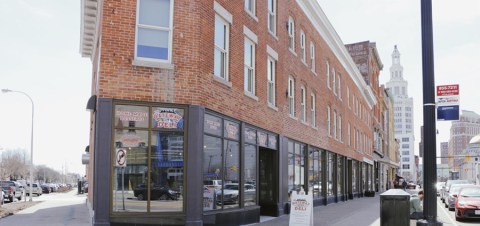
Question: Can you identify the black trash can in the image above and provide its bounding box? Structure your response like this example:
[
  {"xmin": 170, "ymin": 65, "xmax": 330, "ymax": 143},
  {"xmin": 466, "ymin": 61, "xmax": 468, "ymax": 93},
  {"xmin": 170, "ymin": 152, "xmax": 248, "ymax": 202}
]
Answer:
[{"xmin": 380, "ymin": 189, "xmax": 410, "ymax": 226}]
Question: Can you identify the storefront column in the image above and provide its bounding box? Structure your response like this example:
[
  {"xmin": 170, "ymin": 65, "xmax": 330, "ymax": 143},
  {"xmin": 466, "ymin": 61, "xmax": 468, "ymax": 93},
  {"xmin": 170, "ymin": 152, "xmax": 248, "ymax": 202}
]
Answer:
[
  {"xmin": 185, "ymin": 105, "xmax": 205, "ymax": 226},
  {"xmin": 93, "ymin": 98, "xmax": 113, "ymax": 226}
]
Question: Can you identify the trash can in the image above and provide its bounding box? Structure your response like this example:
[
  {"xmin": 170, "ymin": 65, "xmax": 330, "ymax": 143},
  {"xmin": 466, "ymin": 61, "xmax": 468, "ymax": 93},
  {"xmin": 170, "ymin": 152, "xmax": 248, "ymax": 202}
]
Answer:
[{"xmin": 380, "ymin": 189, "xmax": 410, "ymax": 226}]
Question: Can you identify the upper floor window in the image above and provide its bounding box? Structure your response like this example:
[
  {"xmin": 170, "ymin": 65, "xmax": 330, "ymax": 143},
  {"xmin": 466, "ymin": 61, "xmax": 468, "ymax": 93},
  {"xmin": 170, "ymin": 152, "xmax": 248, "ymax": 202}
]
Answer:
[
  {"xmin": 245, "ymin": 0, "xmax": 256, "ymax": 16},
  {"xmin": 332, "ymin": 68, "xmax": 336, "ymax": 95},
  {"xmin": 267, "ymin": 0, "xmax": 276, "ymax": 34},
  {"xmin": 333, "ymin": 110, "xmax": 337, "ymax": 139},
  {"xmin": 326, "ymin": 61, "xmax": 330, "ymax": 89},
  {"xmin": 244, "ymin": 38, "xmax": 255, "ymax": 95},
  {"xmin": 338, "ymin": 114, "xmax": 342, "ymax": 142},
  {"xmin": 311, "ymin": 93, "xmax": 316, "ymax": 127},
  {"xmin": 300, "ymin": 86, "xmax": 306, "ymax": 122},
  {"xmin": 300, "ymin": 30, "xmax": 306, "ymax": 63},
  {"xmin": 327, "ymin": 106, "xmax": 331, "ymax": 136},
  {"xmin": 347, "ymin": 87, "xmax": 350, "ymax": 108},
  {"xmin": 267, "ymin": 56, "xmax": 276, "ymax": 106},
  {"xmin": 310, "ymin": 42, "xmax": 315, "ymax": 73},
  {"xmin": 135, "ymin": 0, "xmax": 173, "ymax": 62},
  {"xmin": 214, "ymin": 14, "xmax": 230, "ymax": 80},
  {"xmin": 288, "ymin": 76, "xmax": 295, "ymax": 116},
  {"xmin": 348, "ymin": 122, "xmax": 351, "ymax": 146},
  {"xmin": 337, "ymin": 74, "xmax": 341, "ymax": 100},
  {"xmin": 288, "ymin": 17, "xmax": 295, "ymax": 51}
]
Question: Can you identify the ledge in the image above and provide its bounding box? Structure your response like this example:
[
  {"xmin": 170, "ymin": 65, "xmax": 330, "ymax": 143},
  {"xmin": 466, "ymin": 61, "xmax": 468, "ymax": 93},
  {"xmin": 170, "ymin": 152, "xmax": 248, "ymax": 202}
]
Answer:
[
  {"xmin": 132, "ymin": 59, "xmax": 174, "ymax": 70},
  {"xmin": 213, "ymin": 75, "xmax": 232, "ymax": 88}
]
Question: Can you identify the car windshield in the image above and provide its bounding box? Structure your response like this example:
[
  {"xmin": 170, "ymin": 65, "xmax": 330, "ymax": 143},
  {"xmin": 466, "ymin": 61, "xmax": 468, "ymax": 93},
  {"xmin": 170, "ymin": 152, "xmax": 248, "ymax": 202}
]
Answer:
[
  {"xmin": 224, "ymin": 184, "xmax": 239, "ymax": 190},
  {"xmin": 451, "ymin": 185, "xmax": 467, "ymax": 194},
  {"xmin": 460, "ymin": 187, "xmax": 480, "ymax": 197}
]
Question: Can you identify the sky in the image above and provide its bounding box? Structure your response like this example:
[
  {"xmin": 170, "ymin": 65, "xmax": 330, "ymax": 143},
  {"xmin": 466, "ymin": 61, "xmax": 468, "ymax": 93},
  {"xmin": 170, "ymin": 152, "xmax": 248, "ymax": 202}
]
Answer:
[
  {"xmin": 319, "ymin": 0, "xmax": 480, "ymax": 162},
  {"xmin": 0, "ymin": 0, "xmax": 479, "ymax": 175},
  {"xmin": 0, "ymin": 0, "xmax": 91, "ymax": 175}
]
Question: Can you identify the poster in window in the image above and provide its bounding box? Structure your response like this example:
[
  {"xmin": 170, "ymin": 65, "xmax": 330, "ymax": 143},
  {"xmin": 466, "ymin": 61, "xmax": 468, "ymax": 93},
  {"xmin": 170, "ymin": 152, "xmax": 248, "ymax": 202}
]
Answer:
[
  {"xmin": 224, "ymin": 120, "xmax": 239, "ymax": 140},
  {"xmin": 258, "ymin": 132, "xmax": 267, "ymax": 147},
  {"xmin": 245, "ymin": 127, "xmax": 257, "ymax": 144},
  {"xmin": 115, "ymin": 105, "xmax": 149, "ymax": 128},
  {"xmin": 152, "ymin": 108, "xmax": 184, "ymax": 129},
  {"xmin": 204, "ymin": 114, "xmax": 222, "ymax": 136},
  {"xmin": 268, "ymin": 134, "xmax": 277, "ymax": 149}
]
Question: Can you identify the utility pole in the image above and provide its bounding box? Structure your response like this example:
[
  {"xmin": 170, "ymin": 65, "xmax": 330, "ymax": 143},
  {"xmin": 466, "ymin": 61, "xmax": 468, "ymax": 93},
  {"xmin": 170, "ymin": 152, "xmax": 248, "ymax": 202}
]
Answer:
[{"xmin": 418, "ymin": 0, "xmax": 441, "ymax": 225}]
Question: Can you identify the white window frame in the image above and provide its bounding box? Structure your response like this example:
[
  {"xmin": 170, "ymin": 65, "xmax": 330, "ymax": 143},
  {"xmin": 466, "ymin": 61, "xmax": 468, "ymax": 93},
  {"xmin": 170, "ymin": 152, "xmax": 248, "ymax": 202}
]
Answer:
[
  {"xmin": 326, "ymin": 61, "xmax": 330, "ymax": 89},
  {"xmin": 300, "ymin": 86, "xmax": 306, "ymax": 122},
  {"xmin": 267, "ymin": 0, "xmax": 276, "ymax": 35},
  {"xmin": 337, "ymin": 74, "xmax": 341, "ymax": 100},
  {"xmin": 244, "ymin": 37, "xmax": 256, "ymax": 96},
  {"xmin": 311, "ymin": 93, "xmax": 316, "ymax": 127},
  {"xmin": 338, "ymin": 114, "xmax": 342, "ymax": 142},
  {"xmin": 332, "ymin": 68, "xmax": 336, "ymax": 95},
  {"xmin": 347, "ymin": 87, "xmax": 350, "ymax": 108},
  {"xmin": 333, "ymin": 110, "xmax": 337, "ymax": 139},
  {"xmin": 245, "ymin": 0, "xmax": 256, "ymax": 17},
  {"xmin": 214, "ymin": 14, "xmax": 230, "ymax": 81},
  {"xmin": 310, "ymin": 42, "xmax": 316, "ymax": 74},
  {"xmin": 288, "ymin": 76, "xmax": 295, "ymax": 117},
  {"xmin": 134, "ymin": 0, "xmax": 174, "ymax": 65},
  {"xmin": 288, "ymin": 17, "xmax": 295, "ymax": 52},
  {"xmin": 300, "ymin": 30, "xmax": 306, "ymax": 63},
  {"xmin": 327, "ymin": 106, "xmax": 331, "ymax": 136},
  {"xmin": 348, "ymin": 122, "xmax": 351, "ymax": 146},
  {"xmin": 267, "ymin": 55, "xmax": 276, "ymax": 107}
]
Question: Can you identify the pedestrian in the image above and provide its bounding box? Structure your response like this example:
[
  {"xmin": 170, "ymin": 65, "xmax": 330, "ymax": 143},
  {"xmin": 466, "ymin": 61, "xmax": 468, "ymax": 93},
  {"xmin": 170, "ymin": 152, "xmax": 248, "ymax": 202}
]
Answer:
[{"xmin": 410, "ymin": 190, "xmax": 424, "ymax": 219}]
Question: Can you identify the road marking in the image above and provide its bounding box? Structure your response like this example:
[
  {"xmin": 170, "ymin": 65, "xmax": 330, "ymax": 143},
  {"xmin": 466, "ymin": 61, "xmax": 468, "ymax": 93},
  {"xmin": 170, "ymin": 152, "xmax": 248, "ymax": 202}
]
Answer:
[{"xmin": 438, "ymin": 198, "xmax": 458, "ymax": 226}]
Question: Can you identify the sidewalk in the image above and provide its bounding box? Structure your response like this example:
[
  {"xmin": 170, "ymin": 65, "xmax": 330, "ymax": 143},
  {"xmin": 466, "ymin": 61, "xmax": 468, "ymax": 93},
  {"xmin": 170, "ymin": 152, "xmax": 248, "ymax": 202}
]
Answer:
[{"xmin": 248, "ymin": 194, "xmax": 419, "ymax": 226}]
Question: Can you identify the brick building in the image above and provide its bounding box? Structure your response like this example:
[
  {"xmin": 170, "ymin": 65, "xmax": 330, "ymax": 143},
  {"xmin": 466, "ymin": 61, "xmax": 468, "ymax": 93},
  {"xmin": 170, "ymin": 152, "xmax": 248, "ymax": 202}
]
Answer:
[{"xmin": 80, "ymin": 0, "xmax": 388, "ymax": 225}]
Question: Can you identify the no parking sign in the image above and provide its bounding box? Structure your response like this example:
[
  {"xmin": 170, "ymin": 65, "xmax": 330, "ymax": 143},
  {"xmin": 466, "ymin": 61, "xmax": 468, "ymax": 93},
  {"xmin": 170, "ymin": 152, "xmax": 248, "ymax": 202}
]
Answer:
[{"xmin": 115, "ymin": 148, "xmax": 127, "ymax": 168}]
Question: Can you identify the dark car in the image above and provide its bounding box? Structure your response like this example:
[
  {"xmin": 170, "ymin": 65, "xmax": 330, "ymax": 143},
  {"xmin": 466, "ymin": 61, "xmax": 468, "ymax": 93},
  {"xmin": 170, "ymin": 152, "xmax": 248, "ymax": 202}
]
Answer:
[
  {"xmin": 133, "ymin": 184, "xmax": 179, "ymax": 201},
  {"xmin": 455, "ymin": 185, "xmax": 480, "ymax": 221},
  {"xmin": 41, "ymin": 184, "xmax": 51, "ymax": 194}
]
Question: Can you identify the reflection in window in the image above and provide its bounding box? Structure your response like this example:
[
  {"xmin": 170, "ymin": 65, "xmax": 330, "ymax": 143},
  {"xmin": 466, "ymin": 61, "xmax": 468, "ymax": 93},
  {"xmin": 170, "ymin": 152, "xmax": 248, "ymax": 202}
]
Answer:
[
  {"xmin": 288, "ymin": 141, "xmax": 305, "ymax": 195},
  {"xmin": 244, "ymin": 144, "xmax": 257, "ymax": 206},
  {"xmin": 352, "ymin": 161, "xmax": 357, "ymax": 193},
  {"xmin": 222, "ymin": 141, "xmax": 240, "ymax": 209},
  {"xmin": 113, "ymin": 130, "xmax": 149, "ymax": 212},
  {"xmin": 327, "ymin": 152, "xmax": 333, "ymax": 196},
  {"xmin": 203, "ymin": 135, "xmax": 222, "ymax": 211},
  {"xmin": 362, "ymin": 163, "xmax": 366, "ymax": 192},
  {"xmin": 308, "ymin": 149, "xmax": 322, "ymax": 198},
  {"xmin": 337, "ymin": 156, "xmax": 343, "ymax": 196}
]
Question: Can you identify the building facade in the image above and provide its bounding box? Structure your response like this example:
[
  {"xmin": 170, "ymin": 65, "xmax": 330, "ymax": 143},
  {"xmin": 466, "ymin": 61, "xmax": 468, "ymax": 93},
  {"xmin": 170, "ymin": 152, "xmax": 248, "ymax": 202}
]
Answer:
[
  {"xmin": 448, "ymin": 110, "xmax": 480, "ymax": 173},
  {"xmin": 386, "ymin": 46, "xmax": 416, "ymax": 182},
  {"xmin": 440, "ymin": 142, "xmax": 448, "ymax": 164},
  {"xmin": 80, "ymin": 0, "xmax": 385, "ymax": 225}
]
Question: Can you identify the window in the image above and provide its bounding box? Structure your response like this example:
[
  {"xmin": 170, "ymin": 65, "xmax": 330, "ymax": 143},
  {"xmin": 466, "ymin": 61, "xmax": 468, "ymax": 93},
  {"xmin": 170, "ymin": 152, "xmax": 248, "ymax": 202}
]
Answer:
[
  {"xmin": 327, "ymin": 106, "xmax": 331, "ymax": 136},
  {"xmin": 309, "ymin": 149, "xmax": 323, "ymax": 198},
  {"xmin": 402, "ymin": 151, "xmax": 409, "ymax": 155},
  {"xmin": 300, "ymin": 30, "xmax": 306, "ymax": 62},
  {"xmin": 300, "ymin": 86, "xmax": 306, "ymax": 122},
  {"xmin": 338, "ymin": 114, "xmax": 342, "ymax": 142},
  {"xmin": 326, "ymin": 61, "xmax": 331, "ymax": 89},
  {"xmin": 347, "ymin": 87, "xmax": 350, "ymax": 108},
  {"xmin": 288, "ymin": 76, "xmax": 295, "ymax": 116},
  {"xmin": 332, "ymin": 68, "xmax": 336, "ymax": 95},
  {"xmin": 310, "ymin": 42, "xmax": 316, "ymax": 73},
  {"xmin": 333, "ymin": 110, "xmax": 337, "ymax": 139},
  {"xmin": 337, "ymin": 74, "xmax": 341, "ymax": 99},
  {"xmin": 214, "ymin": 14, "xmax": 229, "ymax": 80},
  {"xmin": 244, "ymin": 38, "xmax": 255, "ymax": 95},
  {"xmin": 402, "ymin": 157, "xmax": 410, "ymax": 162},
  {"xmin": 402, "ymin": 138, "xmax": 409, "ymax": 142},
  {"xmin": 327, "ymin": 152, "xmax": 334, "ymax": 196},
  {"xmin": 267, "ymin": 56, "xmax": 276, "ymax": 106},
  {"xmin": 288, "ymin": 141, "xmax": 306, "ymax": 193},
  {"xmin": 402, "ymin": 164, "xmax": 410, "ymax": 169},
  {"xmin": 288, "ymin": 17, "xmax": 295, "ymax": 51},
  {"xmin": 135, "ymin": 0, "xmax": 173, "ymax": 62},
  {"xmin": 267, "ymin": 0, "xmax": 276, "ymax": 34},
  {"xmin": 311, "ymin": 93, "xmax": 316, "ymax": 127},
  {"xmin": 348, "ymin": 122, "xmax": 351, "ymax": 146},
  {"xmin": 402, "ymin": 144, "xmax": 409, "ymax": 149},
  {"xmin": 245, "ymin": 0, "xmax": 255, "ymax": 16}
]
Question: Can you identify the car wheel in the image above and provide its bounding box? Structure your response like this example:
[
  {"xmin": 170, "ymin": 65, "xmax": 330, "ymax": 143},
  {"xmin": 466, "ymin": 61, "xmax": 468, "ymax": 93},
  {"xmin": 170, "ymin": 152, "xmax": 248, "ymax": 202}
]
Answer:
[
  {"xmin": 137, "ymin": 194, "xmax": 145, "ymax": 201},
  {"xmin": 448, "ymin": 207, "xmax": 454, "ymax": 211}
]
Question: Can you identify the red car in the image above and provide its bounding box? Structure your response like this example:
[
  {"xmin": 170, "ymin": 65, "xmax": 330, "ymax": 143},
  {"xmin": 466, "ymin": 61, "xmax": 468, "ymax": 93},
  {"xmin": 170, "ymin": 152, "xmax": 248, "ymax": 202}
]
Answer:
[{"xmin": 455, "ymin": 185, "xmax": 480, "ymax": 221}]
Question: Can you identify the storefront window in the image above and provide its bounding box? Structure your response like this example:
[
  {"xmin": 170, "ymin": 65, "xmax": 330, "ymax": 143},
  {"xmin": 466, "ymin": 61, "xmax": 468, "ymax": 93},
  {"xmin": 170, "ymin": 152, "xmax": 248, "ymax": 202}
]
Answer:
[
  {"xmin": 115, "ymin": 105, "xmax": 149, "ymax": 128},
  {"xmin": 222, "ymin": 140, "xmax": 240, "ymax": 209},
  {"xmin": 203, "ymin": 135, "xmax": 222, "ymax": 210},
  {"xmin": 308, "ymin": 149, "xmax": 322, "ymax": 198},
  {"xmin": 337, "ymin": 156, "xmax": 343, "ymax": 196},
  {"xmin": 150, "ymin": 131, "xmax": 184, "ymax": 212},
  {"xmin": 245, "ymin": 127, "xmax": 257, "ymax": 144},
  {"xmin": 287, "ymin": 141, "xmax": 305, "ymax": 194},
  {"xmin": 327, "ymin": 152, "xmax": 333, "ymax": 196},
  {"xmin": 352, "ymin": 161, "xmax": 357, "ymax": 193},
  {"xmin": 362, "ymin": 163, "xmax": 366, "ymax": 193},
  {"xmin": 113, "ymin": 129, "xmax": 149, "ymax": 212},
  {"xmin": 244, "ymin": 144, "xmax": 257, "ymax": 206},
  {"xmin": 204, "ymin": 114, "xmax": 222, "ymax": 136}
]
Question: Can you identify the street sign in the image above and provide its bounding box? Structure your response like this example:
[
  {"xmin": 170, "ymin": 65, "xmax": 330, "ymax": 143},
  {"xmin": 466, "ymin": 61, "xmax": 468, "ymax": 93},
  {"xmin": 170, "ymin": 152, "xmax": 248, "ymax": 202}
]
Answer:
[
  {"xmin": 437, "ymin": 84, "xmax": 459, "ymax": 121},
  {"xmin": 115, "ymin": 148, "xmax": 127, "ymax": 167}
]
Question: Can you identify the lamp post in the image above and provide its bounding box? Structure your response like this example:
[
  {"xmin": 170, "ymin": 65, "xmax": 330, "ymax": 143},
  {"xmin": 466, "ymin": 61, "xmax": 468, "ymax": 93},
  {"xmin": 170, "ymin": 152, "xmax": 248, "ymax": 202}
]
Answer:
[{"xmin": 2, "ymin": 89, "xmax": 34, "ymax": 202}]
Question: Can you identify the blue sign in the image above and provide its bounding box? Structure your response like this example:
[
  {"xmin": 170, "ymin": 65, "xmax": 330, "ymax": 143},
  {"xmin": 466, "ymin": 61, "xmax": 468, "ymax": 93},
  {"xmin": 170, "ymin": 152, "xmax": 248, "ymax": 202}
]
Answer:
[{"xmin": 437, "ymin": 105, "xmax": 459, "ymax": 121}]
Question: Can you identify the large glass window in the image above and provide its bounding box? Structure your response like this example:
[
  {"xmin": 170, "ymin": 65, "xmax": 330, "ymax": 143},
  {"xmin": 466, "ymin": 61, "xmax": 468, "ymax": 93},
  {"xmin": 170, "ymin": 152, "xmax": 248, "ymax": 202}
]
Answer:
[
  {"xmin": 214, "ymin": 14, "xmax": 229, "ymax": 80},
  {"xmin": 135, "ymin": 0, "xmax": 172, "ymax": 62},
  {"xmin": 337, "ymin": 156, "xmax": 343, "ymax": 196},
  {"xmin": 288, "ymin": 141, "xmax": 305, "ymax": 194},
  {"xmin": 362, "ymin": 163, "xmax": 366, "ymax": 192},
  {"xmin": 244, "ymin": 144, "xmax": 257, "ymax": 206},
  {"xmin": 352, "ymin": 161, "xmax": 357, "ymax": 193},
  {"xmin": 308, "ymin": 149, "xmax": 322, "ymax": 198},
  {"xmin": 327, "ymin": 152, "xmax": 334, "ymax": 196}
]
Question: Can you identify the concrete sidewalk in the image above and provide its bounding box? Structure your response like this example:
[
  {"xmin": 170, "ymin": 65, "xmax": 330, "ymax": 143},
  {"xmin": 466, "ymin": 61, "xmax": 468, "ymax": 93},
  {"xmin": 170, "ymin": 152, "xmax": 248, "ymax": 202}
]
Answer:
[{"xmin": 248, "ymin": 194, "xmax": 420, "ymax": 226}]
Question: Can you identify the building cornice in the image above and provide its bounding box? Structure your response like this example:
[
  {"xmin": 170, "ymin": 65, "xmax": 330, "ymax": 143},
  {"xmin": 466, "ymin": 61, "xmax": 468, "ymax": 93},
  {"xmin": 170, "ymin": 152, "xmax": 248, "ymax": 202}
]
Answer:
[
  {"xmin": 296, "ymin": 0, "xmax": 377, "ymax": 108},
  {"xmin": 80, "ymin": 0, "xmax": 100, "ymax": 59}
]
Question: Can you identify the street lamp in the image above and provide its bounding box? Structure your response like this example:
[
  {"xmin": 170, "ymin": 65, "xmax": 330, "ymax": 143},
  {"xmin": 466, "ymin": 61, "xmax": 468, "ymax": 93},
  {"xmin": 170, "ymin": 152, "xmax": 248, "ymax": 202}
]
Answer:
[{"xmin": 2, "ymin": 88, "xmax": 34, "ymax": 202}]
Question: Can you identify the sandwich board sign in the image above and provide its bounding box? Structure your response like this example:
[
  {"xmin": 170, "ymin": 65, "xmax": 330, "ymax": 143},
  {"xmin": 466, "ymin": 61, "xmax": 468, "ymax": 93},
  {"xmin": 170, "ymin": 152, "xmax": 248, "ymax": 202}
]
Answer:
[
  {"xmin": 289, "ymin": 188, "xmax": 313, "ymax": 226},
  {"xmin": 436, "ymin": 84, "xmax": 459, "ymax": 121}
]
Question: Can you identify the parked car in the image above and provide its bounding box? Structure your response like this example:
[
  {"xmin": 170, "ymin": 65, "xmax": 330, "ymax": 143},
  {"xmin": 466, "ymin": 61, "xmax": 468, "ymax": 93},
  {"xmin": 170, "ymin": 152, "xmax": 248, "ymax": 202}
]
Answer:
[
  {"xmin": 133, "ymin": 184, "xmax": 179, "ymax": 201},
  {"xmin": 441, "ymin": 180, "xmax": 469, "ymax": 203},
  {"xmin": 41, "ymin": 184, "xmax": 51, "ymax": 194},
  {"xmin": 0, "ymin": 181, "xmax": 23, "ymax": 202},
  {"xmin": 26, "ymin": 183, "xmax": 43, "ymax": 196},
  {"xmin": 455, "ymin": 185, "xmax": 480, "ymax": 221},
  {"xmin": 406, "ymin": 182, "xmax": 417, "ymax": 189},
  {"xmin": 204, "ymin": 180, "xmax": 222, "ymax": 190},
  {"xmin": 436, "ymin": 182, "xmax": 445, "ymax": 196},
  {"xmin": 445, "ymin": 183, "xmax": 471, "ymax": 210},
  {"xmin": 215, "ymin": 183, "xmax": 256, "ymax": 204}
]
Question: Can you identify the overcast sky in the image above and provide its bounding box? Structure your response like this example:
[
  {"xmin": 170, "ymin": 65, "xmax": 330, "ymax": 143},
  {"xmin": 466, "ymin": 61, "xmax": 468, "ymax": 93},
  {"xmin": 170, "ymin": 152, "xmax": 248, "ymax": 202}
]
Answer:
[
  {"xmin": 1, "ymin": 0, "xmax": 479, "ymax": 174},
  {"xmin": 319, "ymin": 0, "xmax": 480, "ymax": 161}
]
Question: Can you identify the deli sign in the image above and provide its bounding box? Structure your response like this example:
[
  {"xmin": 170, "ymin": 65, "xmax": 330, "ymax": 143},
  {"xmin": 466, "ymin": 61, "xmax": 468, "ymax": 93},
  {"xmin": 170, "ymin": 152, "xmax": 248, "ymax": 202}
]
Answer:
[{"xmin": 437, "ymin": 84, "xmax": 459, "ymax": 121}]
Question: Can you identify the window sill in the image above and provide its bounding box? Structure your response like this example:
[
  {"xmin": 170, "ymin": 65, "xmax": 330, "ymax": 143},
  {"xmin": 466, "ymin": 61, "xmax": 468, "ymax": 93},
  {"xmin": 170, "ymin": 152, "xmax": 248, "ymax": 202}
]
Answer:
[
  {"xmin": 302, "ymin": 61, "xmax": 308, "ymax": 67},
  {"xmin": 268, "ymin": 103, "xmax": 278, "ymax": 111},
  {"xmin": 301, "ymin": 121, "xmax": 309, "ymax": 126},
  {"xmin": 312, "ymin": 71, "xmax": 317, "ymax": 76},
  {"xmin": 213, "ymin": 75, "xmax": 232, "ymax": 88},
  {"xmin": 311, "ymin": 125, "xmax": 318, "ymax": 130},
  {"xmin": 268, "ymin": 31, "xmax": 278, "ymax": 40},
  {"xmin": 245, "ymin": 9, "xmax": 258, "ymax": 22},
  {"xmin": 288, "ymin": 114, "xmax": 297, "ymax": 120},
  {"xmin": 289, "ymin": 48, "xmax": 297, "ymax": 56},
  {"xmin": 132, "ymin": 58, "xmax": 174, "ymax": 70},
  {"xmin": 244, "ymin": 91, "xmax": 259, "ymax": 101}
]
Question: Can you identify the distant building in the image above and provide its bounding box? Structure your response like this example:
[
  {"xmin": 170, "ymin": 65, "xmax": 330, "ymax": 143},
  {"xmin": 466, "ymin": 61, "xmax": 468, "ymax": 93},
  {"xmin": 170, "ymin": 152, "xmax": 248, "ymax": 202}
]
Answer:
[
  {"xmin": 448, "ymin": 110, "xmax": 480, "ymax": 171},
  {"xmin": 459, "ymin": 134, "xmax": 480, "ymax": 183},
  {"xmin": 440, "ymin": 142, "xmax": 448, "ymax": 164},
  {"xmin": 386, "ymin": 45, "xmax": 416, "ymax": 182}
]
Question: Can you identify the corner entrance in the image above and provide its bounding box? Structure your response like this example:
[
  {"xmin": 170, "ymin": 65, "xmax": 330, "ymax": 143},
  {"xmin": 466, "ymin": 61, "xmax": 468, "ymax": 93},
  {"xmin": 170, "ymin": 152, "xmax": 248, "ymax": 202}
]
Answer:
[{"xmin": 258, "ymin": 147, "xmax": 278, "ymax": 216}]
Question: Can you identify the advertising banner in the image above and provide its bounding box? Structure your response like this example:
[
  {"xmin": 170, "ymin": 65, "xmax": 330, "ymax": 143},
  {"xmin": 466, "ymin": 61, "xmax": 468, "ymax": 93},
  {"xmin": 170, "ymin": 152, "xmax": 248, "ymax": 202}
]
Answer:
[
  {"xmin": 437, "ymin": 85, "xmax": 459, "ymax": 121},
  {"xmin": 289, "ymin": 190, "xmax": 313, "ymax": 226}
]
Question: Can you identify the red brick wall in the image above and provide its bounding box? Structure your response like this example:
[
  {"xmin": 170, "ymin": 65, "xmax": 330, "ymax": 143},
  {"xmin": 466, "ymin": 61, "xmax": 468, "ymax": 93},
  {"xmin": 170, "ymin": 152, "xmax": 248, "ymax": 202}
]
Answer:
[{"xmin": 93, "ymin": 0, "xmax": 375, "ymax": 161}]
